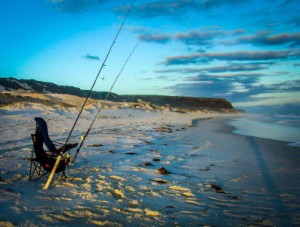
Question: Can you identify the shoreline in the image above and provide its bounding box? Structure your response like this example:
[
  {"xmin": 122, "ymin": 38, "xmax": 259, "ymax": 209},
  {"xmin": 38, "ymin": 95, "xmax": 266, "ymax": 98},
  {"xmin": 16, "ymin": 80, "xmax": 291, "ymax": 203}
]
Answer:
[{"xmin": 173, "ymin": 116, "xmax": 300, "ymax": 225}]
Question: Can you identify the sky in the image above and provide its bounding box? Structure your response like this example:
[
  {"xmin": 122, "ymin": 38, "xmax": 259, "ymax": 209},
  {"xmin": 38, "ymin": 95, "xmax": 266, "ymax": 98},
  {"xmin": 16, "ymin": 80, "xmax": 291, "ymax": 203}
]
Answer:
[{"xmin": 0, "ymin": 0, "xmax": 299, "ymax": 113}]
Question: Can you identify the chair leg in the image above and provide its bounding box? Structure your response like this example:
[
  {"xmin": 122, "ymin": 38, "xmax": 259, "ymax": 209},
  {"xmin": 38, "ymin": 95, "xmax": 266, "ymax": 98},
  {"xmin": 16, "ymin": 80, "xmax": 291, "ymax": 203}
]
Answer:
[
  {"xmin": 29, "ymin": 158, "xmax": 68, "ymax": 182},
  {"xmin": 29, "ymin": 159, "xmax": 34, "ymax": 181},
  {"xmin": 29, "ymin": 160, "xmax": 47, "ymax": 181},
  {"xmin": 29, "ymin": 159, "xmax": 39, "ymax": 181},
  {"xmin": 29, "ymin": 148, "xmax": 35, "ymax": 181},
  {"xmin": 60, "ymin": 169, "xmax": 67, "ymax": 181}
]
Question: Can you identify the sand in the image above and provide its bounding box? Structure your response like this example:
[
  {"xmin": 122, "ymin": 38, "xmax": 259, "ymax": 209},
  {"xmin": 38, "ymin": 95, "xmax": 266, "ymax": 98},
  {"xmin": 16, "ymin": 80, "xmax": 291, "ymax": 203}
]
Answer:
[{"xmin": 0, "ymin": 104, "xmax": 299, "ymax": 226}]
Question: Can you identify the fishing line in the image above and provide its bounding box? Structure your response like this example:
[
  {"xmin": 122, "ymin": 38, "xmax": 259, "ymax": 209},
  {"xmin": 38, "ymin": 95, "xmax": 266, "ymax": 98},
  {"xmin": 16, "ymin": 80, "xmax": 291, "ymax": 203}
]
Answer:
[
  {"xmin": 43, "ymin": 0, "xmax": 135, "ymax": 190},
  {"xmin": 72, "ymin": 42, "xmax": 139, "ymax": 164},
  {"xmin": 64, "ymin": 0, "xmax": 135, "ymax": 147}
]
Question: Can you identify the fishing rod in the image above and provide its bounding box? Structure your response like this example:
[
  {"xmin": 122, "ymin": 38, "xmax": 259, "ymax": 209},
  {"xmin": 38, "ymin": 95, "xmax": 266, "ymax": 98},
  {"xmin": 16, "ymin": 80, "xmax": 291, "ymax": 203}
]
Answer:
[
  {"xmin": 71, "ymin": 42, "xmax": 139, "ymax": 164},
  {"xmin": 43, "ymin": 0, "xmax": 135, "ymax": 190}
]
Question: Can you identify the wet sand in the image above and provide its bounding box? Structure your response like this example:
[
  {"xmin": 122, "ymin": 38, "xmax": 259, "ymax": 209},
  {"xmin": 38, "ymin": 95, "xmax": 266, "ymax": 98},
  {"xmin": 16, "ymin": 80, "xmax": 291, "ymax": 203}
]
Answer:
[{"xmin": 176, "ymin": 117, "xmax": 300, "ymax": 226}]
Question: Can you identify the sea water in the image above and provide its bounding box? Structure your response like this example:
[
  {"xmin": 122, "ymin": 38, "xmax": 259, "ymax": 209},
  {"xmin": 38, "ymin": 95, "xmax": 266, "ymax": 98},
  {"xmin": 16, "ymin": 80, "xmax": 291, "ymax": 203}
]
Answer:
[{"xmin": 228, "ymin": 114, "xmax": 300, "ymax": 146}]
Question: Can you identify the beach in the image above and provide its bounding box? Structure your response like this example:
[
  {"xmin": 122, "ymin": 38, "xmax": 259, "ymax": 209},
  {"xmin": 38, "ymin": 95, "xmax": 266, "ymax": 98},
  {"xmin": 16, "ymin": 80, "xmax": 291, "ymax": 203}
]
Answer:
[{"xmin": 0, "ymin": 105, "xmax": 300, "ymax": 226}]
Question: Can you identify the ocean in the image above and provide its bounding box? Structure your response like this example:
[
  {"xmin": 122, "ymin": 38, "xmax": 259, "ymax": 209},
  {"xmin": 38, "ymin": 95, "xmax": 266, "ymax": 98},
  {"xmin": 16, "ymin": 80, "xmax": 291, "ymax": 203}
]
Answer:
[{"xmin": 228, "ymin": 114, "xmax": 300, "ymax": 147}]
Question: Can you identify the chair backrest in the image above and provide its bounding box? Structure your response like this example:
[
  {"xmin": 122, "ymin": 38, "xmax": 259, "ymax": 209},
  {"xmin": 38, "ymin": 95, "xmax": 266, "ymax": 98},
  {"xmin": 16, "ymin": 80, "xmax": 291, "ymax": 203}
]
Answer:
[
  {"xmin": 34, "ymin": 117, "xmax": 57, "ymax": 153},
  {"xmin": 31, "ymin": 133, "xmax": 48, "ymax": 159}
]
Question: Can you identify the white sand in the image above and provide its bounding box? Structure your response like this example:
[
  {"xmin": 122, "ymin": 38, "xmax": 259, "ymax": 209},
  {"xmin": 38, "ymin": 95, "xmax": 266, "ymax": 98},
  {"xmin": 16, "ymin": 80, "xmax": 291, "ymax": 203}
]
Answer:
[{"xmin": 0, "ymin": 101, "xmax": 299, "ymax": 226}]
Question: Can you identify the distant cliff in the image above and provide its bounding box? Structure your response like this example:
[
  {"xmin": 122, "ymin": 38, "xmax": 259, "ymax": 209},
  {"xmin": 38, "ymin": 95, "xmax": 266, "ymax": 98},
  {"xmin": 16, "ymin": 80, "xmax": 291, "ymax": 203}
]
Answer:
[
  {"xmin": 0, "ymin": 77, "xmax": 236, "ymax": 112},
  {"xmin": 120, "ymin": 95, "xmax": 234, "ymax": 111}
]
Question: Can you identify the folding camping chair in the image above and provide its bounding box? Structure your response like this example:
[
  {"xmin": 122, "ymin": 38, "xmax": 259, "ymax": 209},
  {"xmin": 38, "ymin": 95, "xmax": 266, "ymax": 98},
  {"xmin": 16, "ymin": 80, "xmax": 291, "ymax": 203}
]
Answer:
[{"xmin": 28, "ymin": 117, "xmax": 78, "ymax": 181}]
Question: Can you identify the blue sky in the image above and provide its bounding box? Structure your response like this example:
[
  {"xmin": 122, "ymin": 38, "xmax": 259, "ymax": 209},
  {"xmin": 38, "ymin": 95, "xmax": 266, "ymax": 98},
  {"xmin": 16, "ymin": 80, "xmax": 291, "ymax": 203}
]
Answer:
[{"xmin": 0, "ymin": 0, "xmax": 299, "ymax": 112}]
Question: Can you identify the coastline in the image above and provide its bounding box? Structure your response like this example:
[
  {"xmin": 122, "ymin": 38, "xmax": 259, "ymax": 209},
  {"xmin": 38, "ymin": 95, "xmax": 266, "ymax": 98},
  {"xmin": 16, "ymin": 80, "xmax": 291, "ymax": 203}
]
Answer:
[
  {"xmin": 182, "ymin": 117, "xmax": 300, "ymax": 226},
  {"xmin": 1, "ymin": 108, "xmax": 299, "ymax": 226}
]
